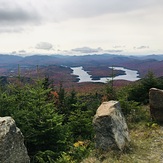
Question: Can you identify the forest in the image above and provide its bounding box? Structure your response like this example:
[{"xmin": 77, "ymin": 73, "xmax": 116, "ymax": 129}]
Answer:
[{"xmin": 0, "ymin": 71, "xmax": 163, "ymax": 162}]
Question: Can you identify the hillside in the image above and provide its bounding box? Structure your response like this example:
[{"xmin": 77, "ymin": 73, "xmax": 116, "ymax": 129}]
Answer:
[
  {"xmin": 1, "ymin": 54, "xmax": 163, "ymax": 89},
  {"xmin": 0, "ymin": 69, "xmax": 163, "ymax": 162},
  {"xmin": 83, "ymin": 122, "xmax": 163, "ymax": 163}
]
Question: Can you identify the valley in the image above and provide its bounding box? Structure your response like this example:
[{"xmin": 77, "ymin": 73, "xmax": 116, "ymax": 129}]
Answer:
[
  {"xmin": 71, "ymin": 66, "xmax": 140, "ymax": 82},
  {"xmin": 0, "ymin": 53, "xmax": 163, "ymax": 92}
]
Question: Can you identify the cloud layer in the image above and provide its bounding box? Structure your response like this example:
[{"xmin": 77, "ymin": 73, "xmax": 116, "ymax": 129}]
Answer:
[
  {"xmin": 0, "ymin": 0, "xmax": 40, "ymax": 26},
  {"xmin": 1, "ymin": 0, "xmax": 162, "ymax": 26},
  {"xmin": 0, "ymin": 0, "xmax": 163, "ymax": 55}
]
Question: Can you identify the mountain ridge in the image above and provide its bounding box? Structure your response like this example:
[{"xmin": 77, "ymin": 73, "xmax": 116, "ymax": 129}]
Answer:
[{"xmin": 0, "ymin": 53, "xmax": 163, "ymax": 81}]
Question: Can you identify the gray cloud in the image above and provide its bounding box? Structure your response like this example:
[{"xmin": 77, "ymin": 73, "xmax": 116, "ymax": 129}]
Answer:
[
  {"xmin": 11, "ymin": 51, "xmax": 17, "ymax": 54},
  {"xmin": 55, "ymin": 0, "xmax": 162, "ymax": 20},
  {"xmin": 11, "ymin": 50, "xmax": 27, "ymax": 56},
  {"xmin": 19, "ymin": 50, "xmax": 26, "ymax": 53},
  {"xmin": 35, "ymin": 42, "xmax": 53, "ymax": 50},
  {"xmin": 134, "ymin": 46, "xmax": 149, "ymax": 49},
  {"xmin": 0, "ymin": 0, "xmax": 40, "ymax": 27},
  {"xmin": 106, "ymin": 49, "xmax": 123, "ymax": 53},
  {"xmin": 1, "ymin": 0, "xmax": 162, "ymax": 27},
  {"xmin": 0, "ymin": 26, "xmax": 24, "ymax": 33},
  {"xmin": 113, "ymin": 45, "xmax": 126, "ymax": 49},
  {"xmin": 71, "ymin": 47, "xmax": 124, "ymax": 54},
  {"xmin": 0, "ymin": 9, "xmax": 39, "ymax": 25},
  {"xmin": 72, "ymin": 47, "xmax": 102, "ymax": 53}
]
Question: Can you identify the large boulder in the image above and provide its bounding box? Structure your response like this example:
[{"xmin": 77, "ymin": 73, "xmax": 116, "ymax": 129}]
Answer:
[
  {"xmin": 93, "ymin": 101, "xmax": 130, "ymax": 151},
  {"xmin": 0, "ymin": 116, "xmax": 30, "ymax": 163},
  {"xmin": 149, "ymin": 88, "xmax": 163, "ymax": 122}
]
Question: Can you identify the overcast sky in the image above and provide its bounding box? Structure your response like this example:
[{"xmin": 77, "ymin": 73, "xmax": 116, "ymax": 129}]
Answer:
[{"xmin": 0, "ymin": 0, "xmax": 163, "ymax": 56}]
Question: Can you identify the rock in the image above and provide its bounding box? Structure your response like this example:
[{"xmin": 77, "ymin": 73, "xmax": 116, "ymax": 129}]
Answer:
[
  {"xmin": 0, "ymin": 116, "xmax": 30, "ymax": 163},
  {"xmin": 93, "ymin": 101, "xmax": 130, "ymax": 151},
  {"xmin": 149, "ymin": 88, "xmax": 163, "ymax": 122}
]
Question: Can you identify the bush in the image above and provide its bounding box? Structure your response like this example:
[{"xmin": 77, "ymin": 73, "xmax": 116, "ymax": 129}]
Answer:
[{"xmin": 57, "ymin": 140, "xmax": 92, "ymax": 163}]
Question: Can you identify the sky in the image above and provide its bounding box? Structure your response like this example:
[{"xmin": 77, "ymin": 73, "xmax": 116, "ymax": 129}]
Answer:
[{"xmin": 0, "ymin": 0, "xmax": 163, "ymax": 56}]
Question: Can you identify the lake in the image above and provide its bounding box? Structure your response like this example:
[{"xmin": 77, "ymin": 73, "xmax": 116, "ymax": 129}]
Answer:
[{"xmin": 71, "ymin": 66, "xmax": 140, "ymax": 83}]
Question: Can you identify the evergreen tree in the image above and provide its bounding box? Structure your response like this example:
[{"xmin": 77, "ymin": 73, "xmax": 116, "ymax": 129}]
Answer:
[
  {"xmin": 0, "ymin": 79, "xmax": 71, "ymax": 161},
  {"xmin": 128, "ymin": 71, "xmax": 159, "ymax": 104}
]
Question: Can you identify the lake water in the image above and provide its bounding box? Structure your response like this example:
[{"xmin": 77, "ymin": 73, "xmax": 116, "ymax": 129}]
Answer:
[{"xmin": 71, "ymin": 66, "xmax": 140, "ymax": 83}]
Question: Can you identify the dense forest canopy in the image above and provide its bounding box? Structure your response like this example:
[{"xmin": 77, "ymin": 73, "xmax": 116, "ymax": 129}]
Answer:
[{"xmin": 0, "ymin": 71, "xmax": 163, "ymax": 162}]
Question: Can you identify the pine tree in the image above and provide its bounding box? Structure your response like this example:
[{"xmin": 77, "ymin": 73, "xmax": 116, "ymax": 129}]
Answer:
[{"xmin": 0, "ymin": 79, "xmax": 71, "ymax": 161}]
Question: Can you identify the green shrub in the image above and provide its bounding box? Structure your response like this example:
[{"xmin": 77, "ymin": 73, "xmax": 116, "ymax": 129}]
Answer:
[{"xmin": 57, "ymin": 140, "xmax": 92, "ymax": 163}]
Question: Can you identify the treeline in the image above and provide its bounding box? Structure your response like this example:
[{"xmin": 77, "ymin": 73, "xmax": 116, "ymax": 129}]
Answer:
[
  {"xmin": 0, "ymin": 77, "xmax": 101, "ymax": 162},
  {"xmin": 0, "ymin": 72, "xmax": 163, "ymax": 162}
]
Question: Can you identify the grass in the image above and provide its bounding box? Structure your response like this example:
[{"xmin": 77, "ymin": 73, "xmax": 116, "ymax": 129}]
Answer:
[{"xmin": 82, "ymin": 106, "xmax": 163, "ymax": 163}]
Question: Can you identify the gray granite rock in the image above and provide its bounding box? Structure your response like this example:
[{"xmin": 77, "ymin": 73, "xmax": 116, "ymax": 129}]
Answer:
[
  {"xmin": 93, "ymin": 101, "xmax": 130, "ymax": 151},
  {"xmin": 0, "ymin": 116, "xmax": 30, "ymax": 163},
  {"xmin": 149, "ymin": 88, "xmax": 163, "ymax": 122}
]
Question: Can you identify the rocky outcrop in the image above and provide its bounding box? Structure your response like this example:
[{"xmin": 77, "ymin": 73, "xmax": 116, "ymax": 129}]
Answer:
[
  {"xmin": 149, "ymin": 88, "xmax": 163, "ymax": 122},
  {"xmin": 0, "ymin": 116, "xmax": 30, "ymax": 163},
  {"xmin": 93, "ymin": 101, "xmax": 130, "ymax": 151}
]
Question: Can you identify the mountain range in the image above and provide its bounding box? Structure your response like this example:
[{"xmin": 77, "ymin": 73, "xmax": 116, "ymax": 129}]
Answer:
[{"xmin": 0, "ymin": 53, "xmax": 163, "ymax": 81}]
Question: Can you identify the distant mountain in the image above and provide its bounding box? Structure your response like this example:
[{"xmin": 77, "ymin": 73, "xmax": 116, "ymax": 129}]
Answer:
[
  {"xmin": 130, "ymin": 54, "xmax": 163, "ymax": 61},
  {"xmin": 0, "ymin": 54, "xmax": 22, "ymax": 66},
  {"xmin": 1, "ymin": 53, "xmax": 163, "ymax": 66},
  {"xmin": 1, "ymin": 53, "xmax": 163, "ymax": 78}
]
